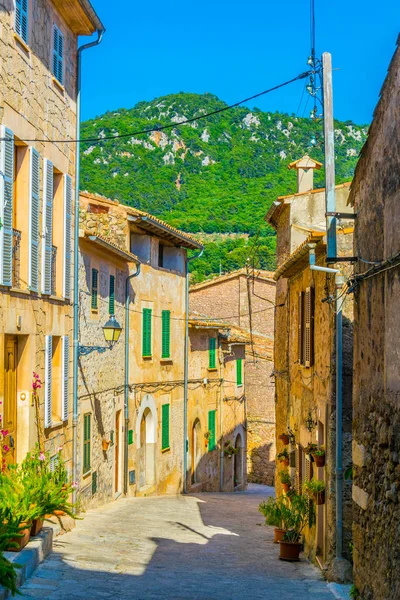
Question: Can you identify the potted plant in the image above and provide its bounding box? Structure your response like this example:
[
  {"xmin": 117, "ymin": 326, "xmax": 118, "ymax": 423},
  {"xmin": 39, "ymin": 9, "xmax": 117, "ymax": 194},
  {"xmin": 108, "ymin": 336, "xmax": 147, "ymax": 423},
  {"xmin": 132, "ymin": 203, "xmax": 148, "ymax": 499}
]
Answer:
[
  {"xmin": 312, "ymin": 446, "xmax": 325, "ymax": 467},
  {"xmin": 223, "ymin": 441, "xmax": 238, "ymax": 458},
  {"xmin": 279, "ymin": 469, "xmax": 292, "ymax": 493},
  {"xmin": 204, "ymin": 431, "xmax": 211, "ymax": 447},
  {"xmin": 259, "ymin": 496, "xmax": 292, "ymax": 543},
  {"xmin": 279, "ymin": 493, "xmax": 309, "ymax": 561},
  {"xmin": 279, "ymin": 433, "xmax": 290, "ymax": 445},
  {"xmin": 0, "ymin": 520, "xmax": 21, "ymax": 595},
  {"xmin": 276, "ymin": 448, "xmax": 289, "ymax": 467},
  {"xmin": 0, "ymin": 470, "xmax": 35, "ymax": 552},
  {"xmin": 304, "ymin": 442, "xmax": 318, "ymax": 460},
  {"xmin": 102, "ymin": 439, "xmax": 111, "ymax": 451},
  {"xmin": 303, "ymin": 478, "xmax": 326, "ymax": 505}
]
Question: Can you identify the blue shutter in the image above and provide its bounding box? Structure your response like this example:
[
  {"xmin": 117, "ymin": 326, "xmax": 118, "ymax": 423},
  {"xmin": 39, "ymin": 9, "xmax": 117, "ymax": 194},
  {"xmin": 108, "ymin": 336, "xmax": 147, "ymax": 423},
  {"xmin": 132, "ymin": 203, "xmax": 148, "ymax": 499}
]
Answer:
[
  {"xmin": 109, "ymin": 275, "xmax": 115, "ymax": 315},
  {"xmin": 44, "ymin": 336, "xmax": 52, "ymax": 428},
  {"xmin": 41, "ymin": 159, "xmax": 53, "ymax": 294},
  {"xmin": 0, "ymin": 127, "xmax": 14, "ymax": 287},
  {"xmin": 29, "ymin": 147, "xmax": 40, "ymax": 291},
  {"xmin": 15, "ymin": 0, "xmax": 28, "ymax": 44},
  {"xmin": 63, "ymin": 175, "xmax": 72, "ymax": 299},
  {"xmin": 53, "ymin": 26, "xmax": 64, "ymax": 85},
  {"xmin": 62, "ymin": 336, "xmax": 69, "ymax": 421}
]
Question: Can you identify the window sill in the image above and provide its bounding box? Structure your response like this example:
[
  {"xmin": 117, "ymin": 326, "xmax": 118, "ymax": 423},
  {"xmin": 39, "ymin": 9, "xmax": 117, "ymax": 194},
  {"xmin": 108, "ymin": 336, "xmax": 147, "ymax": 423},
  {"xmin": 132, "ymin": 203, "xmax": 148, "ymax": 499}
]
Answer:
[
  {"xmin": 52, "ymin": 76, "xmax": 65, "ymax": 94},
  {"xmin": 9, "ymin": 287, "xmax": 31, "ymax": 296},
  {"xmin": 208, "ymin": 367, "xmax": 218, "ymax": 372},
  {"xmin": 46, "ymin": 420, "xmax": 64, "ymax": 431},
  {"xmin": 142, "ymin": 355, "xmax": 153, "ymax": 361},
  {"xmin": 82, "ymin": 469, "xmax": 91, "ymax": 479},
  {"xmin": 14, "ymin": 32, "xmax": 30, "ymax": 54},
  {"xmin": 160, "ymin": 358, "xmax": 173, "ymax": 364},
  {"xmin": 161, "ymin": 447, "xmax": 170, "ymax": 453}
]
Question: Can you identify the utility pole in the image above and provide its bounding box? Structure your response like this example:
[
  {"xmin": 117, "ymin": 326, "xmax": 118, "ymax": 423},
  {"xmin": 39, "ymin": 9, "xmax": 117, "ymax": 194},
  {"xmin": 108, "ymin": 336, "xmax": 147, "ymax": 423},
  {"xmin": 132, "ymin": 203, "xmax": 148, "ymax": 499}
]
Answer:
[
  {"xmin": 322, "ymin": 52, "xmax": 337, "ymax": 262},
  {"xmin": 322, "ymin": 51, "xmax": 343, "ymax": 561}
]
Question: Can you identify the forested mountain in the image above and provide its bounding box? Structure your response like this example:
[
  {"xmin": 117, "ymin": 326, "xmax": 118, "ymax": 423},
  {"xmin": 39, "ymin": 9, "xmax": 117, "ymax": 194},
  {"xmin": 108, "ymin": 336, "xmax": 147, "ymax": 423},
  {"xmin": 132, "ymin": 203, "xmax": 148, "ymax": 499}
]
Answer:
[{"xmin": 80, "ymin": 93, "xmax": 368, "ymax": 282}]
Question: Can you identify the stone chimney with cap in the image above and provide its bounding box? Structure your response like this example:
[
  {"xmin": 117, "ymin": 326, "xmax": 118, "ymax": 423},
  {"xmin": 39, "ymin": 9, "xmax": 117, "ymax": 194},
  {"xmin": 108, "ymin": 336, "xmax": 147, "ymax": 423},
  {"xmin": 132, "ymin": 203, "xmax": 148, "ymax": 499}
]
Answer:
[{"xmin": 288, "ymin": 155, "xmax": 322, "ymax": 193}]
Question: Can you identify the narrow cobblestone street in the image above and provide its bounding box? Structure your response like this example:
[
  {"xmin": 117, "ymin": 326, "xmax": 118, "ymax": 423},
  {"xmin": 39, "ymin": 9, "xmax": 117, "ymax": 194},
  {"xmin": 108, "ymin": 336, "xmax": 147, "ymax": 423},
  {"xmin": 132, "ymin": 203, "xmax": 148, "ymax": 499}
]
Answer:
[{"xmin": 19, "ymin": 485, "xmax": 336, "ymax": 600}]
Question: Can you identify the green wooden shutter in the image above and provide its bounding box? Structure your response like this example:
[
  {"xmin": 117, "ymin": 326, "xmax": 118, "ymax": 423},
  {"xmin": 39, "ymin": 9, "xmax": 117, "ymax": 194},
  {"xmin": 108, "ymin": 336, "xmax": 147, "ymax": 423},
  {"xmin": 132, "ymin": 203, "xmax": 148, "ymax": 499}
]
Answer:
[
  {"xmin": 29, "ymin": 147, "xmax": 40, "ymax": 292},
  {"xmin": 142, "ymin": 308, "xmax": 152, "ymax": 357},
  {"xmin": 236, "ymin": 359, "xmax": 243, "ymax": 386},
  {"xmin": 83, "ymin": 413, "xmax": 91, "ymax": 474},
  {"xmin": 161, "ymin": 404, "xmax": 170, "ymax": 450},
  {"xmin": 91, "ymin": 269, "xmax": 98, "ymax": 309},
  {"xmin": 161, "ymin": 310, "xmax": 171, "ymax": 358},
  {"xmin": 208, "ymin": 410, "xmax": 216, "ymax": 452},
  {"xmin": 209, "ymin": 337, "xmax": 216, "ymax": 369},
  {"xmin": 41, "ymin": 159, "xmax": 53, "ymax": 294},
  {"xmin": 0, "ymin": 127, "xmax": 14, "ymax": 287},
  {"xmin": 63, "ymin": 175, "xmax": 72, "ymax": 300},
  {"xmin": 53, "ymin": 25, "xmax": 64, "ymax": 84},
  {"xmin": 109, "ymin": 275, "xmax": 115, "ymax": 315},
  {"xmin": 128, "ymin": 430, "xmax": 134, "ymax": 445}
]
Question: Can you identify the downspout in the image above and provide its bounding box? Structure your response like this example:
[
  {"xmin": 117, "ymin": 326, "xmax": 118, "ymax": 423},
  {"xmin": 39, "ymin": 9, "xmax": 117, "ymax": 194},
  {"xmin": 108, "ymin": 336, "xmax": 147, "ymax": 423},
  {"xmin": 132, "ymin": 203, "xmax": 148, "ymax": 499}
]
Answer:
[
  {"xmin": 219, "ymin": 340, "xmax": 223, "ymax": 492},
  {"xmin": 72, "ymin": 28, "xmax": 105, "ymax": 506},
  {"xmin": 124, "ymin": 262, "xmax": 141, "ymax": 495},
  {"xmin": 183, "ymin": 248, "xmax": 203, "ymax": 493},
  {"xmin": 308, "ymin": 244, "xmax": 344, "ymax": 558}
]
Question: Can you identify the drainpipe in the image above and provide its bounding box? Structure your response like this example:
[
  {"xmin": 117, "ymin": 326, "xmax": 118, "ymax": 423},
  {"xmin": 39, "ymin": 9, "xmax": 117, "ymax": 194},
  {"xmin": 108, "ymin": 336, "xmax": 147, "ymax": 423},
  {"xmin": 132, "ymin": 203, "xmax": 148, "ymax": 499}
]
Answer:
[
  {"xmin": 183, "ymin": 249, "xmax": 203, "ymax": 493},
  {"xmin": 308, "ymin": 244, "xmax": 344, "ymax": 558},
  {"xmin": 124, "ymin": 263, "xmax": 141, "ymax": 495},
  {"xmin": 219, "ymin": 346, "xmax": 224, "ymax": 492},
  {"xmin": 72, "ymin": 28, "xmax": 105, "ymax": 506}
]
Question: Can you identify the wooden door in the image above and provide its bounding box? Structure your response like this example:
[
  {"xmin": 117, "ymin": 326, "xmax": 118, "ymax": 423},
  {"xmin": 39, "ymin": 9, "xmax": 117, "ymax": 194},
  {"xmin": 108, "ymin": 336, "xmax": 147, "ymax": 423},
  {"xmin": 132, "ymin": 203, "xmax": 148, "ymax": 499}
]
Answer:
[
  {"xmin": 4, "ymin": 337, "xmax": 17, "ymax": 465},
  {"xmin": 115, "ymin": 410, "xmax": 120, "ymax": 492}
]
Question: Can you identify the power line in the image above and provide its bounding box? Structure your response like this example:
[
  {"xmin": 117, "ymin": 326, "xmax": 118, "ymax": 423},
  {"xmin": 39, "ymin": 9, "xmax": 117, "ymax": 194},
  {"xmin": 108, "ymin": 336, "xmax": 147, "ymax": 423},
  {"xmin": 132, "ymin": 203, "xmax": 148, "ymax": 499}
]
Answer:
[{"xmin": 1, "ymin": 71, "xmax": 311, "ymax": 145}]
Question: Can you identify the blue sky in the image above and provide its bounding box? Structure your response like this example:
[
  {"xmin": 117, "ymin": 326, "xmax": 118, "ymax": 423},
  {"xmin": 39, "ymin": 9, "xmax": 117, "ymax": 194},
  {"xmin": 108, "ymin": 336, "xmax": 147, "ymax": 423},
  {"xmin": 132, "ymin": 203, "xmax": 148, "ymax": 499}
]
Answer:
[{"xmin": 80, "ymin": 0, "xmax": 399, "ymax": 124}]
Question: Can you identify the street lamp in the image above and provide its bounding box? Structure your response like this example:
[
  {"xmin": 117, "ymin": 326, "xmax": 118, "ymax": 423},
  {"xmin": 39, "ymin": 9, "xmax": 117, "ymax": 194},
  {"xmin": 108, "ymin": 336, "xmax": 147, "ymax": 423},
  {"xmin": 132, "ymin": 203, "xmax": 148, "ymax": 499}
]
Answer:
[{"xmin": 78, "ymin": 315, "xmax": 123, "ymax": 357}]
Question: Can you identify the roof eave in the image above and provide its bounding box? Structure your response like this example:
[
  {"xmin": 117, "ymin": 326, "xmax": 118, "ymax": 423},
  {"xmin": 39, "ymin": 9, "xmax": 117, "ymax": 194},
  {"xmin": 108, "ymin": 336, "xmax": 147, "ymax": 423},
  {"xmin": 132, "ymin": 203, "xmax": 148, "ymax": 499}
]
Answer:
[
  {"xmin": 82, "ymin": 235, "xmax": 139, "ymax": 263},
  {"xmin": 128, "ymin": 215, "xmax": 203, "ymax": 250}
]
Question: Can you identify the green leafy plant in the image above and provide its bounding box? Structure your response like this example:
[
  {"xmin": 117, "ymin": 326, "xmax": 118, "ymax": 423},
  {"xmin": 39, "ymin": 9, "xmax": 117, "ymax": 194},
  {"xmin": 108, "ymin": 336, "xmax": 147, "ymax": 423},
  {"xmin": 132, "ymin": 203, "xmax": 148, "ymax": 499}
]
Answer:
[
  {"xmin": 302, "ymin": 478, "xmax": 326, "ymax": 496},
  {"xmin": 281, "ymin": 494, "xmax": 310, "ymax": 543},
  {"xmin": 276, "ymin": 448, "xmax": 289, "ymax": 461},
  {"xmin": 312, "ymin": 445, "xmax": 325, "ymax": 457},
  {"xmin": 0, "ymin": 520, "xmax": 22, "ymax": 595},
  {"xmin": 223, "ymin": 442, "xmax": 238, "ymax": 457},
  {"xmin": 344, "ymin": 464, "xmax": 354, "ymax": 480},
  {"xmin": 279, "ymin": 470, "xmax": 291, "ymax": 485},
  {"xmin": 350, "ymin": 585, "xmax": 360, "ymax": 599},
  {"xmin": 304, "ymin": 443, "xmax": 318, "ymax": 456}
]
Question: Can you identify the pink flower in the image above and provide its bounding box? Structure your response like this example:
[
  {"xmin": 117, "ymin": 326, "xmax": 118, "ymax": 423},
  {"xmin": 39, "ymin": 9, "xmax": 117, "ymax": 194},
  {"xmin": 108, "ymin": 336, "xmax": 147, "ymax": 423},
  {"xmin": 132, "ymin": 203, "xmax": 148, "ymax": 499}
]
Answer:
[
  {"xmin": 1, "ymin": 430, "xmax": 9, "ymax": 437},
  {"xmin": 71, "ymin": 482, "xmax": 79, "ymax": 489},
  {"xmin": 56, "ymin": 446, "xmax": 63, "ymax": 452},
  {"xmin": 3, "ymin": 445, "xmax": 9, "ymax": 453},
  {"xmin": 39, "ymin": 452, "xmax": 45, "ymax": 461}
]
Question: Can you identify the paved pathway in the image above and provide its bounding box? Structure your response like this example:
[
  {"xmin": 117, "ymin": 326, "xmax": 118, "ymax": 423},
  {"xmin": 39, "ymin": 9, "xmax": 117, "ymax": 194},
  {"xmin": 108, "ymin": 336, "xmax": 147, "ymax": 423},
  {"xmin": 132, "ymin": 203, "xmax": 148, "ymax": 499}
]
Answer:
[{"xmin": 18, "ymin": 485, "xmax": 336, "ymax": 599}]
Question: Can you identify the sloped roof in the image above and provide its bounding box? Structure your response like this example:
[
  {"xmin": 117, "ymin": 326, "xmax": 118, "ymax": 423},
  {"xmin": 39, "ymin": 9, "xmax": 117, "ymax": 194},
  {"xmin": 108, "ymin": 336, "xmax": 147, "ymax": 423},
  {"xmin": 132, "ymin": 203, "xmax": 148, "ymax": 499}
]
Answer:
[
  {"xmin": 189, "ymin": 268, "xmax": 275, "ymax": 292},
  {"xmin": 80, "ymin": 233, "xmax": 139, "ymax": 263}
]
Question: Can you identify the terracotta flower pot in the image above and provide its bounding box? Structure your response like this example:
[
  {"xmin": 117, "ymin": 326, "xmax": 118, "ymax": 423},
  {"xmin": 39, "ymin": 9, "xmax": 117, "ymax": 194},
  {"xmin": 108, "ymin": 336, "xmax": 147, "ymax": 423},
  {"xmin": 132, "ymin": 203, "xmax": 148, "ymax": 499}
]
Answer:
[
  {"xmin": 279, "ymin": 540, "xmax": 302, "ymax": 561},
  {"xmin": 279, "ymin": 458, "xmax": 289, "ymax": 467},
  {"xmin": 282, "ymin": 483, "xmax": 291, "ymax": 493},
  {"xmin": 273, "ymin": 528, "xmax": 286, "ymax": 544},
  {"xmin": 313, "ymin": 454, "xmax": 325, "ymax": 467},
  {"xmin": 31, "ymin": 518, "xmax": 44, "ymax": 536},
  {"xmin": 102, "ymin": 439, "xmax": 110, "ymax": 451},
  {"xmin": 7, "ymin": 522, "xmax": 31, "ymax": 552},
  {"xmin": 279, "ymin": 434, "xmax": 290, "ymax": 445},
  {"xmin": 315, "ymin": 490, "xmax": 325, "ymax": 505}
]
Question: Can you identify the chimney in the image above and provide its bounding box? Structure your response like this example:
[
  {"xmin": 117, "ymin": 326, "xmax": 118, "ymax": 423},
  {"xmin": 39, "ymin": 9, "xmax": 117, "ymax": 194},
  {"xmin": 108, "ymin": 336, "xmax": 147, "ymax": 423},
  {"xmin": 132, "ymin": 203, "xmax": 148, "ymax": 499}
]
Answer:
[{"xmin": 288, "ymin": 155, "xmax": 322, "ymax": 193}]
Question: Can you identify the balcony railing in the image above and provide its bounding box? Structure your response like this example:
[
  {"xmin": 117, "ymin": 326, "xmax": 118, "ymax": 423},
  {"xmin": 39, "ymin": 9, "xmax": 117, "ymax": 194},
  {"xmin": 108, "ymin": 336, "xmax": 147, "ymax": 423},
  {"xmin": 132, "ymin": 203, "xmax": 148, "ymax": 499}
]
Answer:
[
  {"xmin": 51, "ymin": 246, "xmax": 57, "ymax": 296},
  {"xmin": 12, "ymin": 229, "xmax": 21, "ymax": 288}
]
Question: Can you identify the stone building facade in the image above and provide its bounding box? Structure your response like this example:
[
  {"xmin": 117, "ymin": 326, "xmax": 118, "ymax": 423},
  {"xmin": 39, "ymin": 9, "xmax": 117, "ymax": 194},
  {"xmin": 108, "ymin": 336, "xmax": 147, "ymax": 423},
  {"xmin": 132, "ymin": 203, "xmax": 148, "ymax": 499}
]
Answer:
[
  {"xmin": 189, "ymin": 269, "xmax": 276, "ymax": 484},
  {"xmin": 0, "ymin": 1, "xmax": 102, "ymax": 473},
  {"xmin": 188, "ymin": 319, "xmax": 247, "ymax": 492},
  {"xmin": 347, "ymin": 37, "xmax": 400, "ymax": 600},
  {"xmin": 78, "ymin": 192, "xmax": 202, "ymax": 502},
  {"xmin": 266, "ymin": 156, "xmax": 354, "ymax": 572}
]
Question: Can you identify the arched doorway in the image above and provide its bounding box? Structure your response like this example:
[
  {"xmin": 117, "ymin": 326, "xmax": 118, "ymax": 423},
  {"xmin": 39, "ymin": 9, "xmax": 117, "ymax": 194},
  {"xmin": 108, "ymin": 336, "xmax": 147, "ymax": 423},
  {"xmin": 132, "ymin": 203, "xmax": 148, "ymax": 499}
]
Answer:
[
  {"xmin": 136, "ymin": 395, "xmax": 157, "ymax": 489},
  {"xmin": 233, "ymin": 433, "xmax": 243, "ymax": 489},
  {"xmin": 191, "ymin": 419, "xmax": 202, "ymax": 484}
]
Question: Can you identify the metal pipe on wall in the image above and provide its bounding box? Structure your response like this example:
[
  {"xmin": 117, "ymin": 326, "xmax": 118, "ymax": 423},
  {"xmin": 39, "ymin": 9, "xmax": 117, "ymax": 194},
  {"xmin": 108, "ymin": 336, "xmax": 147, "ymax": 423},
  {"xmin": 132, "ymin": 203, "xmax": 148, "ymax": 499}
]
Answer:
[{"xmin": 72, "ymin": 28, "xmax": 105, "ymax": 507}]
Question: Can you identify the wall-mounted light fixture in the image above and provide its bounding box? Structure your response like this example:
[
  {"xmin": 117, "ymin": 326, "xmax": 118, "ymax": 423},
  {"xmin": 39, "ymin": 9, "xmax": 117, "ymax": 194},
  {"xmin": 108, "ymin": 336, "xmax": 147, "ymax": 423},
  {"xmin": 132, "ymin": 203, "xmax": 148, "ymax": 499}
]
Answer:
[
  {"xmin": 78, "ymin": 315, "xmax": 123, "ymax": 357},
  {"xmin": 305, "ymin": 410, "xmax": 318, "ymax": 433}
]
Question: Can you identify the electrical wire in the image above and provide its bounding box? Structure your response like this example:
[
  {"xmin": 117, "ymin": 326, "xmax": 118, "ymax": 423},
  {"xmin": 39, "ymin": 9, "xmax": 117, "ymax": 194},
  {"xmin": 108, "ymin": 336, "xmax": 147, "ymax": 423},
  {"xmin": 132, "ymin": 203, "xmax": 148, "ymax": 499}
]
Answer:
[{"xmin": 1, "ymin": 71, "xmax": 312, "ymax": 145}]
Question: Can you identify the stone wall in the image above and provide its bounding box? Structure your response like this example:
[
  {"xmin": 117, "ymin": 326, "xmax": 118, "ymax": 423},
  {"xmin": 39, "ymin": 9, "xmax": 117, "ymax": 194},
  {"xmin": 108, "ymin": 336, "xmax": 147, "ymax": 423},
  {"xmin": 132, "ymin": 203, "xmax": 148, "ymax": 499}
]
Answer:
[
  {"xmin": 189, "ymin": 271, "xmax": 276, "ymax": 485},
  {"xmin": 348, "ymin": 37, "xmax": 400, "ymax": 600}
]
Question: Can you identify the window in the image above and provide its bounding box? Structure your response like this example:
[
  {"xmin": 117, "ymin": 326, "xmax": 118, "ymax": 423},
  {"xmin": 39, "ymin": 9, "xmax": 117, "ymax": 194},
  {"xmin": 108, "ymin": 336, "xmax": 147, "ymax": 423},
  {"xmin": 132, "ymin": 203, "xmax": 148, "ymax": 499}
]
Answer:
[
  {"xmin": 208, "ymin": 410, "xmax": 216, "ymax": 452},
  {"xmin": 109, "ymin": 275, "xmax": 115, "ymax": 315},
  {"xmin": 91, "ymin": 269, "xmax": 98, "ymax": 310},
  {"xmin": 158, "ymin": 243, "xmax": 164, "ymax": 268},
  {"xmin": 44, "ymin": 335, "xmax": 69, "ymax": 428},
  {"xmin": 161, "ymin": 310, "xmax": 171, "ymax": 358},
  {"xmin": 236, "ymin": 359, "xmax": 243, "ymax": 386},
  {"xmin": 161, "ymin": 404, "xmax": 170, "ymax": 450},
  {"xmin": 142, "ymin": 308, "xmax": 152, "ymax": 357},
  {"xmin": 83, "ymin": 413, "xmax": 91, "ymax": 474},
  {"xmin": 52, "ymin": 25, "xmax": 64, "ymax": 85},
  {"xmin": 298, "ymin": 287, "xmax": 314, "ymax": 367},
  {"xmin": 15, "ymin": 0, "xmax": 28, "ymax": 44},
  {"xmin": 209, "ymin": 337, "xmax": 217, "ymax": 369}
]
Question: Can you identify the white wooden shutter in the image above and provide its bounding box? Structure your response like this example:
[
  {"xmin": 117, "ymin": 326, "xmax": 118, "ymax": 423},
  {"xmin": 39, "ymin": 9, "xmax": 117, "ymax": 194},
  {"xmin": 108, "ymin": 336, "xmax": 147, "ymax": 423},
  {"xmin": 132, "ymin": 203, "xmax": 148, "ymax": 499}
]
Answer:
[
  {"xmin": 29, "ymin": 147, "xmax": 40, "ymax": 291},
  {"xmin": 44, "ymin": 335, "xmax": 53, "ymax": 428},
  {"xmin": 0, "ymin": 126, "xmax": 14, "ymax": 287},
  {"xmin": 61, "ymin": 335, "xmax": 69, "ymax": 421},
  {"xmin": 63, "ymin": 175, "xmax": 72, "ymax": 299},
  {"xmin": 41, "ymin": 159, "xmax": 53, "ymax": 294}
]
